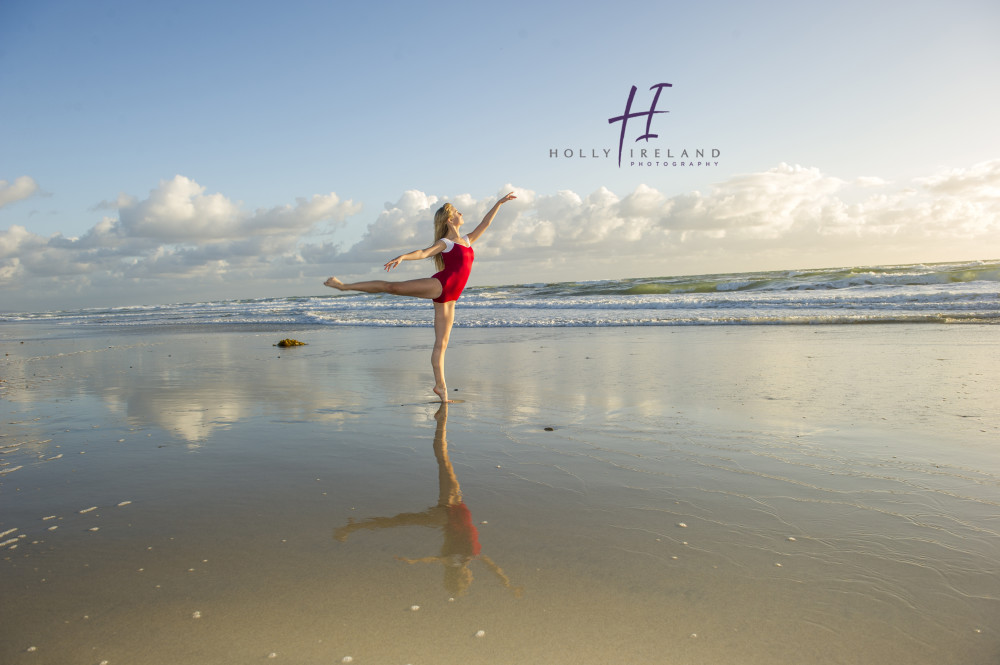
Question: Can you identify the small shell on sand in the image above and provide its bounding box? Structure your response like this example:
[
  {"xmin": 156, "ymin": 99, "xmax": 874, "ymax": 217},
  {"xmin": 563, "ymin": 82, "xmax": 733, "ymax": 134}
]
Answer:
[
  {"xmin": 410, "ymin": 605, "xmax": 420, "ymax": 611},
  {"xmin": 677, "ymin": 522, "xmax": 688, "ymax": 528},
  {"xmin": 192, "ymin": 611, "xmax": 202, "ymax": 619},
  {"xmin": 475, "ymin": 630, "xmax": 486, "ymax": 638}
]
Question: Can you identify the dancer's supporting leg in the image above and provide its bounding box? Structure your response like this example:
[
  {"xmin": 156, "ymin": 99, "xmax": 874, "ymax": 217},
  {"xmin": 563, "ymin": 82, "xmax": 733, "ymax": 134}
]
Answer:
[{"xmin": 432, "ymin": 300, "xmax": 455, "ymax": 402}]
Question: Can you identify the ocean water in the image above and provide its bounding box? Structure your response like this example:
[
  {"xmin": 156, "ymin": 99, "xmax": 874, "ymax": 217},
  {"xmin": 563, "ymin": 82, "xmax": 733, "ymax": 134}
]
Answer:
[{"xmin": 2, "ymin": 260, "xmax": 998, "ymax": 328}]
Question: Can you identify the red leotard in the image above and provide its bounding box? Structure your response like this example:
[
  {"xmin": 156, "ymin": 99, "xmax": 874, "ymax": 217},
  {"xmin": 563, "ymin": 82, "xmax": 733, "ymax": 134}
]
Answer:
[
  {"xmin": 432, "ymin": 236, "xmax": 474, "ymax": 303},
  {"xmin": 444, "ymin": 503, "xmax": 482, "ymax": 557}
]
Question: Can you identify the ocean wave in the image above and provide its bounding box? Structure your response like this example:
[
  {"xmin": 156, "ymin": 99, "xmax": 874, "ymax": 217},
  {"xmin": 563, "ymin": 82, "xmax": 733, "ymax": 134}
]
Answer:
[
  {"xmin": 508, "ymin": 259, "xmax": 1000, "ymax": 298},
  {"xmin": 1, "ymin": 260, "xmax": 997, "ymax": 328}
]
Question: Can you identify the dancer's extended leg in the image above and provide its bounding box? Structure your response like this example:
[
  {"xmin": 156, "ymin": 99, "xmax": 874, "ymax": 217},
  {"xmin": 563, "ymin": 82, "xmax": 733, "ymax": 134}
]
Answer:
[
  {"xmin": 325, "ymin": 276, "xmax": 442, "ymax": 300},
  {"xmin": 432, "ymin": 301, "xmax": 455, "ymax": 402}
]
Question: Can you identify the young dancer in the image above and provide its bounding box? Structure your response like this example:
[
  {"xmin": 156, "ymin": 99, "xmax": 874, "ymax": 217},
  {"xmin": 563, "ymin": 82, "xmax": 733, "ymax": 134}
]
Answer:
[{"xmin": 324, "ymin": 192, "xmax": 516, "ymax": 402}]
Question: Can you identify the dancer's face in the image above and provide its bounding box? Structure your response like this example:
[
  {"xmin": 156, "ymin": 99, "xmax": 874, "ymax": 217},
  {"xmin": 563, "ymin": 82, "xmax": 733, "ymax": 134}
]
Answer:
[{"xmin": 451, "ymin": 211, "xmax": 464, "ymax": 227}]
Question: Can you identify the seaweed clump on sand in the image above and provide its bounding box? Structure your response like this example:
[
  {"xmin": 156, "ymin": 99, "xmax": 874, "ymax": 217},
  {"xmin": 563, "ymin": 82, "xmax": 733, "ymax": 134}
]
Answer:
[{"xmin": 274, "ymin": 339, "xmax": 307, "ymax": 347}]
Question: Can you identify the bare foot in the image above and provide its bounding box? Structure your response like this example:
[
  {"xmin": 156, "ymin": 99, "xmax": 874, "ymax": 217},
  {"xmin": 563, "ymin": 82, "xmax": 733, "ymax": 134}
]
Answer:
[
  {"xmin": 433, "ymin": 385, "xmax": 452, "ymax": 403},
  {"xmin": 324, "ymin": 277, "xmax": 346, "ymax": 290}
]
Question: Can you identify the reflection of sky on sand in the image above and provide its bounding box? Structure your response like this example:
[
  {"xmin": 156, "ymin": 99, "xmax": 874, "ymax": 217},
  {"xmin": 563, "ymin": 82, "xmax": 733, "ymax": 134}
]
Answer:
[
  {"xmin": 11, "ymin": 324, "xmax": 995, "ymax": 450},
  {"xmin": 100, "ymin": 386, "xmax": 246, "ymax": 444},
  {"xmin": 2, "ymin": 330, "xmax": 372, "ymax": 445},
  {"xmin": 446, "ymin": 326, "xmax": 1000, "ymax": 446}
]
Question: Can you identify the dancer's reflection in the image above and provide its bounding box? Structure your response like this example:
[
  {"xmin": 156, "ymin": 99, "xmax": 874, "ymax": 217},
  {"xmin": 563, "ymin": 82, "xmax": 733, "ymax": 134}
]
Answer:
[{"xmin": 334, "ymin": 404, "xmax": 522, "ymax": 598}]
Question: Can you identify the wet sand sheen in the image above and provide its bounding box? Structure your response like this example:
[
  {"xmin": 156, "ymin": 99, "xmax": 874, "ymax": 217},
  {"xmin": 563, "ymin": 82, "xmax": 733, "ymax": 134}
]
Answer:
[{"xmin": 1, "ymin": 324, "xmax": 998, "ymax": 664}]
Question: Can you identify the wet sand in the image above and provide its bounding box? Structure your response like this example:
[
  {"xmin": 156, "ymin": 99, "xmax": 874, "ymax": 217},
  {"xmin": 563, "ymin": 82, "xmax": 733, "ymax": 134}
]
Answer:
[{"xmin": 2, "ymin": 323, "xmax": 999, "ymax": 664}]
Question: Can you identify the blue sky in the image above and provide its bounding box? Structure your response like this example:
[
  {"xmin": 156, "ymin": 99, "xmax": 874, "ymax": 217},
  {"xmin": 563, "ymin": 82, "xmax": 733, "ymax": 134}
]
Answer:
[{"xmin": 2, "ymin": 0, "xmax": 998, "ymax": 310}]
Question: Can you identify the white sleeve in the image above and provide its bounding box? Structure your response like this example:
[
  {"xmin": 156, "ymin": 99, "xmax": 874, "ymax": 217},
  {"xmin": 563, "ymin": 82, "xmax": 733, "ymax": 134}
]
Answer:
[{"xmin": 440, "ymin": 238, "xmax": 455, "ymax": 252}]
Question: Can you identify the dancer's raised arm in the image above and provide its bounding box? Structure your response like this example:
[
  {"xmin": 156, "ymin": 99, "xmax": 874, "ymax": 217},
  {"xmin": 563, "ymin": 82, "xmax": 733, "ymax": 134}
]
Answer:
[{"xmin": 466, "ymin": 192, "xmax": 516, "ymax": 245}]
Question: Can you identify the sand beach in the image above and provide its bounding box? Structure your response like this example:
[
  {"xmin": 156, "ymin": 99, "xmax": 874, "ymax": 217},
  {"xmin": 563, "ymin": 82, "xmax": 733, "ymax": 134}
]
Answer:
[{"xmin": 2, "ymin": 323, "xmax": 998, "ymax": 664}]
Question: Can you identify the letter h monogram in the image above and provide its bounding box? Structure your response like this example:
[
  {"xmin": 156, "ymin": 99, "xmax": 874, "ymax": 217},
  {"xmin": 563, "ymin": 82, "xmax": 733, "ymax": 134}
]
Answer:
[{"xmin": 608, "ymin": 83, "xmax": 672, "ymax": 167}]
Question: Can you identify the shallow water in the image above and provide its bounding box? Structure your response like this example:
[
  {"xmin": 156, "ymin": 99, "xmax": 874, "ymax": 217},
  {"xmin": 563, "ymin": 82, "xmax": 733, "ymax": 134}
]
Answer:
[{"xmin": 1, "ymin": 325, "xmax": 998, "ymax": 664}]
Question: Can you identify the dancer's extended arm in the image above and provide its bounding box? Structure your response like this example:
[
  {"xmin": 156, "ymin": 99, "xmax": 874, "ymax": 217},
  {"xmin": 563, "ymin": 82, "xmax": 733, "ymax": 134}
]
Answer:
[
  {"xmin": 467, "ymin": 192, "xmax": 516, "ymax": 245},
  {"xmin": 384, "ymin": 240, "xmax": 447, "ymax": 271},
  {"xmin": 395, "ymin": 555, "xmax": 444, "ymax": 564},
  {"xmin": 480, "ymin": 554, "xmax": 523, "ymax": 597}
]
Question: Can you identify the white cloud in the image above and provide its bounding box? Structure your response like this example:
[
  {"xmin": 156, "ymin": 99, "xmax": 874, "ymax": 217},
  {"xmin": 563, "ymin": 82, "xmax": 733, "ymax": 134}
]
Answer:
[
  {"xmin": 317, "ymin": 162, "xmax": 997, "ymax": 286},
  {"xmin": 1, "ymin": 162, "xmax": 998, "ymax": 309},
  {"xmin": 347, "ymin": 189, "xmax": 442, "ymax": 259},
  {"xmin": 0, "ymin": 224, "xmax": 36, "ymax": 258},
  {"xmin": 916, "ymin": 159, "xmax": 1000, "ymax": 198},
  {"xmin": 0, "ymin": 176, "xmax": 39, "ymax": 208},
  {"xmin": 0, "ymin": 175, "xmax": 361, "ymax": 295},
  {"xmin": 113, "ymin": 175, "xmax": 360, "ymax": 242}
]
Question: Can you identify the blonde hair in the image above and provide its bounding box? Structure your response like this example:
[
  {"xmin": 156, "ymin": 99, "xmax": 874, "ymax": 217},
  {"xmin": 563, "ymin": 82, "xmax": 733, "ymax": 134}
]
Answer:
[{"xmin": 432, "ymin": 203, "xmax": 457, "ymax": 271}]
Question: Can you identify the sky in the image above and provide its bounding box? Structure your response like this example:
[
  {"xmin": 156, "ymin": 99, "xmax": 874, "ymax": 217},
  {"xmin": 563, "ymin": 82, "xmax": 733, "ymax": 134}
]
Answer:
[{"xmin": 1, "ymin": 0, "xmax": 998, "ymax": 311}]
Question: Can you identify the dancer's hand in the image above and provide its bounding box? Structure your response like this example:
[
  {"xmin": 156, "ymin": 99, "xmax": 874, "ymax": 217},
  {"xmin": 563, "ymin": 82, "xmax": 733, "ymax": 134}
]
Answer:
[
  {"xmin": 466, "ymin": 192, "xmax": 517, "ymax": 245},
  {"xmin": 384, "ymin": 256, "xmax": 403, "ymax": 271}
]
